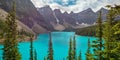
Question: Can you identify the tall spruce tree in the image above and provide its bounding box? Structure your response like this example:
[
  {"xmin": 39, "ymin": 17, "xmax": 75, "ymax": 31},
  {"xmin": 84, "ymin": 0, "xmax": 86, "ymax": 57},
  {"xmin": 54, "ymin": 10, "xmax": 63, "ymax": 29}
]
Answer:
[
  {"xmin": 68, "ymin": 38, "xmax": 73, "ymax": 60},
  {"xmin": 103, "ymin": 5, "xmax": 116, "ymax": 60},
  {"xmin": 3, "ymin": 0, "xmax": 21, "ymax": 60},
  {"xmin": 112, "ymin": 5, "xmax": 120, "ymax": 60},
  {"xmin": 86, "ymin": 37, "xmax": 91, "ymax": 60},
  {"xmin": 104, "ymin": 5, "xmax": 120, "ymax": 60},
  {"xmin": 91, "ymin": 11, "xmax": 103, "ymax": 60},
  {"xmin": 68, "ymin": 36, "xmax": 77, "ymax": 60},
  {"xmin": 47, "ymin": 33, "xmax": 54, "ymax": 60},
  {"xmin": 96, "ymin": 11, "xmax": 103, "ymax": 60},
  {"xmin": 73, "ymin": 35, "xmax": 76, "ymax": 60},
  {"xmin": 30, "ymin": 37, "xmax": 34, "ymax": 60}
]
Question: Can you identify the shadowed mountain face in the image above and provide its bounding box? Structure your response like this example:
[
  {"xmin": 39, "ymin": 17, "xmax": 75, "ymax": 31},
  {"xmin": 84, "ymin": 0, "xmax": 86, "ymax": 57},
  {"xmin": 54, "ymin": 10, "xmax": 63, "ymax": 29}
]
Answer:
[
  {"xmin": 38, "ymin": 6, "xmax": 77, "ymax": 25},
  {"xmin": 70, "ymin": 8, "xmax": 97, "ymax": 24},
  {"xmin": 54, "ymin": 9, "xmax": 77, "ymax": 25},
  {"xmin": 38, "ymin": 6, "xmax": 109, "ymax": 25},
  {"xmin": 38, "ymin": 5, "xmax": 57, "ymax": 23},
  {"xmin": 0, "ymin": 0, "xmax": 49, "ymax": 33},
  {"xmin": 38, "ymin": 6, "xmax": 78, "ymax": 31},
  {"xmin": 38, "ymin": 6, "xmax": 56, "ymax": 30}
]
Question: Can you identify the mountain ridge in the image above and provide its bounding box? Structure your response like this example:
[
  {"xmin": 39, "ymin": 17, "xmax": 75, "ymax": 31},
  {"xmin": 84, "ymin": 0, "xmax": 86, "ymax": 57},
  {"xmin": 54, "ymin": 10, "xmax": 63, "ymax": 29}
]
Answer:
[
  {"xmin": 37, "ymin": 6, "xmax": 108, "ymax": 31},
  {"xmin": 0, "ymin": 0, "xmax": 112, "ymax": 33}
]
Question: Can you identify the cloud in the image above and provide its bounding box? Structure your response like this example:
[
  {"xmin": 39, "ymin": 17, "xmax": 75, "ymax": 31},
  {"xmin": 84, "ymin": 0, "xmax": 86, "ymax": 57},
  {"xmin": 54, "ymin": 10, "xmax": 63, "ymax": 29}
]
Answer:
[{"xmin": 31, "ymin": 0, "xmax": 120, "ymax": 13}]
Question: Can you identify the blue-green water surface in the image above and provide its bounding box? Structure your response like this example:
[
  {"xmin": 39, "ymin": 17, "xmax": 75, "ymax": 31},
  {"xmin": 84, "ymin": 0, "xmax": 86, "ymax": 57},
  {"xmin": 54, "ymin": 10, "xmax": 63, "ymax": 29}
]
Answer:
[{"xmin": 0, "ymin": 32, "xmax": 97, "ymax": 60}]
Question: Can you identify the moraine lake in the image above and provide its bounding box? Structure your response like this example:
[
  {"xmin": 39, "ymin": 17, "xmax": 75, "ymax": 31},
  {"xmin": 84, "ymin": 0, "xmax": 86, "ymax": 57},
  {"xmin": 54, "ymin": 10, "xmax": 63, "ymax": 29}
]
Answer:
[{"xmin": 0, "ymin": 32, "xmax": 97, "ymax": 60}]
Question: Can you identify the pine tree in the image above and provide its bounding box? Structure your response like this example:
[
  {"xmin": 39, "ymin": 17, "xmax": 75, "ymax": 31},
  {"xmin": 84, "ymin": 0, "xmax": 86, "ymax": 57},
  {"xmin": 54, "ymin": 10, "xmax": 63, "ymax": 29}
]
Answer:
[
  {"xmin": 106, "ymin": 5, "xmax": 120, "ymax": 60},
  {"xmin": 68, "ymin": 38, "xmax": 73, "ymax": 60},
  {"xmin": 47, "ymin": 33, "xmax": 54, "ymax": 60},
  {"xmin": 96, "ymin": 11, "xmax": 103, "ymax": 60},
  {"xmin": 30, "ymin": 36, "xmax": 34, "ymax": 60},
  {"xmin": 112, "ymin": 5, "xmax": 120, "ymax": 60},
  {"xmin": 91, "ymin": 11, "xmax": 104, "ymax": 60},
  {"xmin": 103, "ymin": 5, "xmax": 116, "ymax": 60},
  {"xmin": 112, "ymin": 22, "xmax": 120, "ymax": 58},
  {"xmin": 86, "ymin": 37, "xmax": 91, "ymax": 60},
  {"xmin": 3, "ymin": 0, "xmax": 21, "ymax": 60},
  {"xmin": 68, "ymin": 36, "xmax": 77, "ymax": 60},
  {"xmin": 73, "ymin": 35, "xmax": 76, "ymax": 60}
]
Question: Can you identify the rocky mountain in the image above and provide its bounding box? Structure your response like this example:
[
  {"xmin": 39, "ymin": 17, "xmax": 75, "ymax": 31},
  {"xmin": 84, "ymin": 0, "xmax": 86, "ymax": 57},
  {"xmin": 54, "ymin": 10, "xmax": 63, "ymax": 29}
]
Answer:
[
  {"xmin": 0, "ymin": 0, "xmax": 48, "ymax": 33},
  {"xmin": 38, "ymin": 5, "xmax": 57, "ymax": 23},
  {"xmin": 38, "ymin": 5, "xmax": 56, "ymax": 30},
  {"xmin": 38, "ymin": 6, "xmax": 109, "ymax": 30},
  {"xmin": 70, "ymin": 8, "xmax": 97, "ymax": 24},
  {"xmin": 53, "ymin": 9, "xmax": 77, "ymax": 25},
  {"xmin": 38, "ymin": 6, "xmax": 78, "ymax": 30},
  {"xmin": 0, "ymin": 0, "xmax": 111, "ymax": 32}
]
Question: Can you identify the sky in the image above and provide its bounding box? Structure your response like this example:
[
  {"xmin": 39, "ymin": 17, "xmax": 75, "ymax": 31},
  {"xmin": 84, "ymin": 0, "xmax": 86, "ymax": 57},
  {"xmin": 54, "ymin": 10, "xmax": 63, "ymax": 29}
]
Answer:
[{"xmin": 31, "ymin": 0, "xmax": 120, "ymax": 13}]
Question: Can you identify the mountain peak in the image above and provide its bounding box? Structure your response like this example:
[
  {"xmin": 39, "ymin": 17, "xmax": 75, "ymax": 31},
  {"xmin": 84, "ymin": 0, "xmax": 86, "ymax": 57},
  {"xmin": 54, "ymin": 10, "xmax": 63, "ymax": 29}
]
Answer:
[
  {"xmin": 54, "ymin": 9, "xmax": 61, "ymax": 13},
  {"xmin": 99, "ymin": 7, "xmax": 107, "ymax": 11},
  {"xmin": 44, "ymin": 5, "xmax": 50, "ymax": 8},
  {"xmin": 39, "ymin": 5, "xmax": 51, "ymax": 9},
  {"xmin": 79, "ymin": 8, "xmax": 94, "ymax": 14},
  {"xmin": 85, "ymin": 8, "xmax": 93, "ymax": 12},
  {"xmin": 70, "ymin": 11, "xmax": 74, "ymax": 14},
  {"xmin": 63, "ymin": 11, "xmax": 69, "ymax": 15},
  {"xmin": 96, "ymin": 7, "xmax": 108, "ymax": 13}
]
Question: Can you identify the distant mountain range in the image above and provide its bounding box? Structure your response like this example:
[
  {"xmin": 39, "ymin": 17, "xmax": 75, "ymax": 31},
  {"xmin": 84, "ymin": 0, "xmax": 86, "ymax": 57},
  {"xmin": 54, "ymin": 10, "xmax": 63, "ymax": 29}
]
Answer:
[
  {"xmin": 0, "ymin": 0, "xmax": 110, "ymax": 33},
  {"xmin": 38, "ymin": 5, "xmax": 109, "ymax": 31}
]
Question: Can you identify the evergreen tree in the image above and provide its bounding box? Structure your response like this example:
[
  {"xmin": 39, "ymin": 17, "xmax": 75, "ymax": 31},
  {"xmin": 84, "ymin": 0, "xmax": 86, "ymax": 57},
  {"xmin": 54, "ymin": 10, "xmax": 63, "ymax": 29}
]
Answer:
[
  {"xmin": 111, "ymin": 18, "xmax": 120, "ymax": 60},
  {"xmin": 68, "ymin": 38, "xmax": 73, "ymax": 60},
  {"xmin": 30, "ymin": 37, "xmax": 34, "ymax": 60},
  {"xmin": 86, "ymin": 37, "xmax": 91, "ymax": 60},
  {"xmin": 102, "ymin": 5, "xmax": 120, "ymax": 60},
  {"xmin": 96, "ymin": 11, "xmax": 103, "ymax": 60},
  {"xmin": 103, "ymin": 5, "xmax": 116, "ymax": 60},
  {"xmin": 112, "ymin": 22, "xmax": 120, "ymax": 41},
  {"xmin": 68, "ymin": 36, "xmax": 77, "ymax": 60},
  {"xmin": 3, "ymin": 0, "xmax": 21, "ymax": 60},
  {"xmin": 73, "ymin": 35, "xmax": 76, "ymax": 60},
  {"xmin": 47, "ymin": 33, "xmax": 54, "ymax": 60},
  {"xmin": 91, "ymin": 11, "xmax": 104, "ymax": 60}
]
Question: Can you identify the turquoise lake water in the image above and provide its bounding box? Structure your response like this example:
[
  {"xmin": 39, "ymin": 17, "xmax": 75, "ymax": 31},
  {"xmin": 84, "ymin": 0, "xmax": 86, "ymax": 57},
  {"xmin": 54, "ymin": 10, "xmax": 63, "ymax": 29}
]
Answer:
[{"xmin": 0, "ymin": 32, "xmax": 97, "ymax": 60}]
